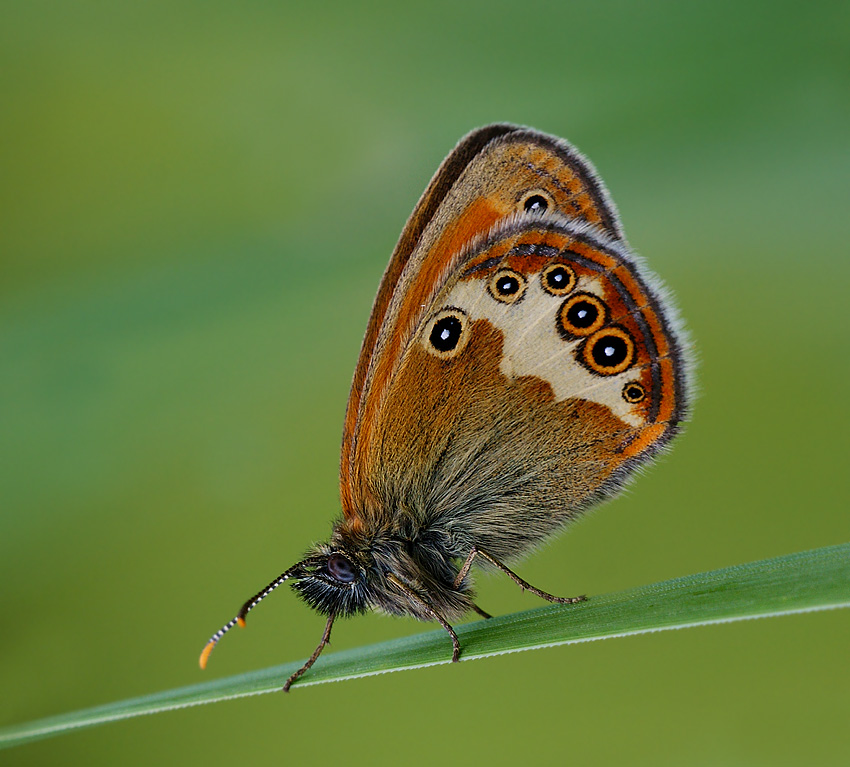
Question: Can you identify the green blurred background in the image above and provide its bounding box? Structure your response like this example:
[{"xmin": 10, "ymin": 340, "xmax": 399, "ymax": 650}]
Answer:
[{"xmin": 2, "ymin": 1, "xmax": 848, "ymax": 764}]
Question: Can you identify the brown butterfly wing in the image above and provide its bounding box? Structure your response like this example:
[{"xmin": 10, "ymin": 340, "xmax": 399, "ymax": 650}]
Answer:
[
  {"xmin": 355, "ymin": 214, "xmax": 688, "ymax": 557},
  {"xmin": 341, "ymin": 126, "xmax": 630, "ymax": 518},
  {"xmin": 341, "ymin": 125, "xmax": 518, "ymax": 478}
]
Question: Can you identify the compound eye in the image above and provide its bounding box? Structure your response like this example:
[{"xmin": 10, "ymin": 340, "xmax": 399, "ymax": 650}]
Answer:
[{"xmin": 327, "ymin": 554, "xmax": 357, "ymax": 583}]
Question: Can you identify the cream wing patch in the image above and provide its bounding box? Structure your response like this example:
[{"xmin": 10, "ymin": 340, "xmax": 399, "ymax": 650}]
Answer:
[{"xmin": 424, "ymin": 271, "xmax": 645, "ymax": 428}]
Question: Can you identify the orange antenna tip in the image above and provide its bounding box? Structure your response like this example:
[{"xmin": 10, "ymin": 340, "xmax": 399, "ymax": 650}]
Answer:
[
  {"xmin": 198, "ymin": 564, "xmax": 300, "ymax": 674},
  {"xmin": 199, "ymin": 640, "xmax": 215, "ymax": 670}
]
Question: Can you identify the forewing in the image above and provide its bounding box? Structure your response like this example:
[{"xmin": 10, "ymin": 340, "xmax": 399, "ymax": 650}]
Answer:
[{"xmin": 341, "ymin": 126, "xmax": 626, "ymax": 515}]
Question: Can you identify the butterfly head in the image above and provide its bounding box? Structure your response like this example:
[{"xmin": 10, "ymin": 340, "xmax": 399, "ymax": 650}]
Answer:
[
  {"xmin": 290, "ymin": 520, "xmax": 474, "ymax": 623},
  {"xmin": 289, "ymin": 541, "xmax": 372, "ymax": 618}
]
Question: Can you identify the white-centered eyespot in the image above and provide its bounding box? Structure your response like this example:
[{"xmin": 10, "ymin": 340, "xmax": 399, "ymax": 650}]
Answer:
[
  {"xmin": 582, "ymin": 326, "xmax": 635, "ymax": 376},
  {"xmin": 518, "ymin": 188, "xmax": 555, "ymax": 216},
  {"xmin": 622, "ymin": 381, "xmax": 646, "ymax": 403},
  {"xmin": 541, "ymin": 263, "xmax": 577, "ymax": 296},
  {"xmin": 557, "ymin": 292, "xmax": 608, "ymax": 338},
  {"xmin": 488, "ymin": 269, "xmax": 527, "ymax": 304},
  {"xmin": 424, "ymin": 308, "xmax": 470, "ymax": 359}
]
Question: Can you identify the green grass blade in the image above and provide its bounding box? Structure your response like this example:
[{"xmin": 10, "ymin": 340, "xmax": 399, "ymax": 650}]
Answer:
[{"xmin": 2, "ymin": 543, "xmax": 848, "ymax": 749}]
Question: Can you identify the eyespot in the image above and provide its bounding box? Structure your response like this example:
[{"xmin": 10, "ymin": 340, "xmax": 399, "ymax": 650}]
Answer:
[
  {"xmin": 582, "ymin": 327, "xmax": 635, "ymax": 376},
  {"xmin": 541, "ymin": 263, "xmax": 577, "ymax": 296},
  {"xmin": 425, "ymin": 308, "xmax": 470, "ymax": 359},
  {"xmin": 558, "ymin": 292, "xmax": 607, "ymax": 337},
  {"xmin": 327, "ymin": 554, "xmax": 357, "ymax": 583},
  {"xmin": 519, "ymin": 189, "xmax": 554, "ymax": 215},
  {"xmin": 488, "ymin": 268, "xmax": 527, "ymax": 304},
  {"xmin": 622, "ymin": 381, "xmax": 646, "ymax": 403}
]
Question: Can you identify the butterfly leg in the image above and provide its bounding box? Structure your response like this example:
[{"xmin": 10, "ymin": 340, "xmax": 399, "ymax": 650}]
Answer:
[
  {"xmin": 387, "ymin": 573, "xmax": 461, "ymax": 662},
  {"xmin": 457, "ymin": 546, "xmax": 586, "ymax": 605},
  {"xmin": 454, "ymin": 549, "xmax": 477, "ymax": 589},
  {"xmin": 453, "ymin": 553, "xmax": 494, "ymax": 618},
  {"xmin": 282, "ymin": 612, "xmax": 335, "ymax": 692}
]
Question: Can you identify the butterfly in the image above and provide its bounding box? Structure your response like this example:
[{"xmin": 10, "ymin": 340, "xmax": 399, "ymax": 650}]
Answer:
[{"xmin": 199, "ymin": 124, "xmax": 690, "ymax": 691}]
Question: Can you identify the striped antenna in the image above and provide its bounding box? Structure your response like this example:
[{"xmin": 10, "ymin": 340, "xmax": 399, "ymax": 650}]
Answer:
[{"xmin": 198, "ymin": 560, "xmax": 306, "ymax": 670}]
